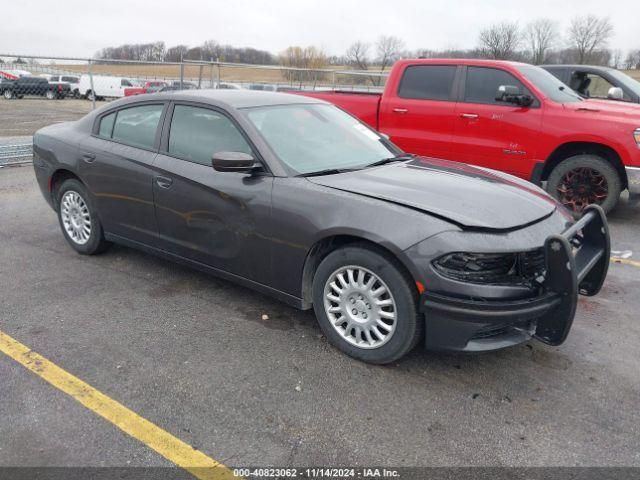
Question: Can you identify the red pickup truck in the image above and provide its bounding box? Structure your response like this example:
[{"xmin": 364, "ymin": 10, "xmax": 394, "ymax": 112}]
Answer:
[{"xmin": 298, "ymin": 59, "xmax": 640, "ymax": 213}]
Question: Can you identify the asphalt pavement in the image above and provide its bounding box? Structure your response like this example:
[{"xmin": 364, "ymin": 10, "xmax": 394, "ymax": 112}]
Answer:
[{"xmin": 1, "ymin": 165, "xmax": 639, "ymax": 475}]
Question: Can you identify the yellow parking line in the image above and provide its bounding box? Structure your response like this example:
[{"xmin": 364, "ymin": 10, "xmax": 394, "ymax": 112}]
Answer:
[
  {"xmin": 611, "ymin": 257, "xmax": 640, "ymax": 268},
  {"xmin": 0, "ymin": 330, "xmax": 237, "ymax": 480}
]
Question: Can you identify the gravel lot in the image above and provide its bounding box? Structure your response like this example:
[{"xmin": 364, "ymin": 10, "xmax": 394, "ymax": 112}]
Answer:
[
  {"xmin": 1, "ymin": 162, "xmax": 639, "ymax": 474},
  {"xmin": 0, "ymin": 98, "xmax": 94, "ymax": 137}
]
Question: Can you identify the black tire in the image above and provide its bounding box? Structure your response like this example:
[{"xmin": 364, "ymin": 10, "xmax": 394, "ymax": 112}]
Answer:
[
  {"xmin": 3, "ymin": 89, "xmax": 14, "ymax": 100},
  {"xmin": 546, "ymin": 154, "xmax": 621, "ymax": 215},
  {"xmin": 86, "ymin": 90, "xmax": 95, "ymax": 101},
  {"xmin": 312, "ymin": 244, "xmax": 422, "ymax": 364},
  {"xmin": 56, "ymin": 179, "xmax": 111, "ymax": 255}
]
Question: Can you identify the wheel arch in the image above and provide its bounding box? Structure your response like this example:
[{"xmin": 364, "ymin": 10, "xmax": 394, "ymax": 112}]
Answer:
[
  {"xmin": 300, "ymin": 233, "xmax": 421, "ymax": 309},
  {"xmin": 542, "ymin": 141, "xmax": 627, "ymax": 190},
  {"xmin": 49, "ymin": 168, "xmax": 83, "ymax": 210}
]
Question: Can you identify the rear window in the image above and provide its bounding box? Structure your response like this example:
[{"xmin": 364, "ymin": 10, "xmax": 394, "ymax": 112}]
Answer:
[
  {"xmin": 109, "ymin": 105, "xmax": 164, "ymax": 149},
  {"xmin": 397, "ymin": 65, "xmax": 457, "ymax": 101}
]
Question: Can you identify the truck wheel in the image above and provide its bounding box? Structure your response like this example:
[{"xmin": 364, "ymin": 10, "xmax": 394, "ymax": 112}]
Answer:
[
  {"xmin": 45, "ymin": 90, "xmax": 55, "ymax": 100},
  {"xmin": 312, "ymin": 244, "xmax": 422, "ymax": 364},
  {"xmin": 86, "ymin": 90, "xmax": 95, "ymax": 101},
  {"xmin": 546, "ymin": 155, "xmax": 621, "ymax": 215},
  {"xmin": 3, "ymin": 90, "xmax": 13, "ymax": 100}
]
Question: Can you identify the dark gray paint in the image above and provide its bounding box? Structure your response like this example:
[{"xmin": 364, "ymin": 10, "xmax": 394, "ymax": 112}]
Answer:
[{"xmin": 32, "ymin": 90, "xmax": 585, "ymax": 351}]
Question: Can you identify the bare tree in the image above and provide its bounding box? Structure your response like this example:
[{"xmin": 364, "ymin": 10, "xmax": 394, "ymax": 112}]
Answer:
[
  {"xmin": 375, "ymin": 35, "xmax": 405, "ymax": 72},
  {"xmin": 478, "ymin": 22, "xmax": 521, "ymax": 60},
  {"xmin": 524, "ymin": 19, "xmax": 558, "ymax": 64},
  {"xmin": 625, "ymin": 49, "xmax": 640, "ymax": 70},
  {"xmin": 611, "ymin": 49, "xmax": 623, "ymax": 69},
  {"xmin": 279, "ymin": 46, "xmax": 328, "ymax": 86},
  {"xmin": 345, "ymin": 41, "xmax": 370, "ymax": 70},
  {"xmin": 568, "ymin": 15, "xmax": 614, "ymax": 64}
]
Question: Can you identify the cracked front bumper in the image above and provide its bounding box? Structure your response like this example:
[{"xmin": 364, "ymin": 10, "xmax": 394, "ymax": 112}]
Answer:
[{"xmin": 420, "ymin": 205, "xmax": 610, "ymax": 352}]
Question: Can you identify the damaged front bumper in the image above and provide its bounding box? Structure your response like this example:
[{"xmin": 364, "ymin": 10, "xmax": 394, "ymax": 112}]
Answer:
[{"xmin": 420, "ymin": 205, "xmax": 610, "ymax": 352}]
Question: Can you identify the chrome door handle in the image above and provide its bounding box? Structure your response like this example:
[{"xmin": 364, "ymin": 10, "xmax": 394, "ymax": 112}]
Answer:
[
  {"xmin": 460, "ymin": 113, "xmax": 479, "ymax": 119},
  {"xmin": 155, "ymin": 176, "xmax": 173, "ymax": 188},
  {"xmin": 393, "ymin": 108, "xmax": 409, "ymax": 114}
]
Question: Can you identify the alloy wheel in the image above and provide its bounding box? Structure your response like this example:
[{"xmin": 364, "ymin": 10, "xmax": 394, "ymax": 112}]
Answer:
[
  {"xmin": 323, "ymin": 265, "xmax": 397, "ymax": 349},
  {"xmin": 60, "ymin": 190, "xmax": 92, "ymax": 245},
  {"xmin": 556, "ymin": 167, "xmax": 608, "ymax": 212}
]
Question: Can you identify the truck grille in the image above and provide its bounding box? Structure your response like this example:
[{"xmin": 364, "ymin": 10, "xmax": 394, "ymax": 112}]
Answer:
[{"xmin": 433, "ymin": 249, "xmax": 546, "ymax": 286}]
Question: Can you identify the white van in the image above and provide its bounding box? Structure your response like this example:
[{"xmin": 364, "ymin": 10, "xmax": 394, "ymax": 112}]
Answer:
[{"xmin": 77, "ymin": 75, "xmax": 137, "ymax": 100}]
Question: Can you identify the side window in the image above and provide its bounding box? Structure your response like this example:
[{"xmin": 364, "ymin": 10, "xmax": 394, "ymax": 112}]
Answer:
[
  {"xmin": 121, "ymin": 79, "xmax": 133, "ymax": 87},
  {"xmin": 397, "ymin": 65, "xmax": 457, "ymax": 101},
  {"xmin": 168, "ymin": 105, "xmax": 253, "ymax": 166},
  {"xmin": 572, "ymin": 72, "xmax": 629, "ymax": 100},
  {"xmin": 465, "ymin": 67, "xmax": 534, "ymax": 105},
  {"xmin": 98, "ymin": 112, "xmax": 116, "ymax": 138},
  {"xmin": 50, "ymin": 76, "xmax": 59, "ymax": 82},
  {"xmin": 546, "ymin": 69, "xmax": 565, "ymax": 82},
  {"xmin": 111, "ymin": 104, "xmax": 164, "ymax": 149}
]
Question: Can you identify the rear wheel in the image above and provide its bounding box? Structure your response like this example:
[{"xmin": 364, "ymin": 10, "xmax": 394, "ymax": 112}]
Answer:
[
  {"xmin": 546, "ymin": 155, "xmax": 621, "ymax": 215},
  {"xmin": 45, "ymin": 90, "xmax": 55, "ymax": 100},
  {"xmin": 86, "ymin": 90, "xmax": 95, "ymax": 101},
  {"xmin": 56, "ymin": 179, "xmax": 111, "ymax": 255},
  {"xmin": 312, "ymin": 244, "xmax": 422, "ymax": 364},
  {"xmin": 3, "ymin": 89, "xmax": 13, "ymax": 100}
]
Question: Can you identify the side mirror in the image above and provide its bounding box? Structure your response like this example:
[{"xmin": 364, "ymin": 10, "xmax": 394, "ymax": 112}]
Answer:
[
  {"xmin": 496, "ymin": 85, "xmax": 534, "ymax": 107},
  {"xmin": 607, "ymin": 87, "xmax": 624, "ymax": 101},
  {"xmin": 212, "ymin": 151, "xmax": 258, "ymax": 172}
]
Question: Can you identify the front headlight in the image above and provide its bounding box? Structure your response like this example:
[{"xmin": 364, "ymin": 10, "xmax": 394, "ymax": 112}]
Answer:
[
  {"xmin": 432, "ymin": 250, "xmax": 546, "ymax": 286},
  {"xmin": 634, "ymin": 128, "xmax": 640, "ymax": 147}
]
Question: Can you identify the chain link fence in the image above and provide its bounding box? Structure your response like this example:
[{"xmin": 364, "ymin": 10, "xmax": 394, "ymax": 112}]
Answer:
[{"xmin": 0, "ymin": 54, "xmax": 387, "ymax": 165}]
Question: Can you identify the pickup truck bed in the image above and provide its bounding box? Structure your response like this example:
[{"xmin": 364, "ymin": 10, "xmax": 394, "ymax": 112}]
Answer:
[{"xmin": 293, "ymin": 91, "xmax": 381, "ymax": 129}]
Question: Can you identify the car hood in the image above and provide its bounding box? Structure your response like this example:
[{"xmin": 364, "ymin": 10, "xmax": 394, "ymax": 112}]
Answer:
[
  {"xmin": 566, "ymin": 98, "xmax": 640, "ymax": 118},
  {"xmin": 307, "ymin": 157, "xmax": 560, "ymax": 230}
]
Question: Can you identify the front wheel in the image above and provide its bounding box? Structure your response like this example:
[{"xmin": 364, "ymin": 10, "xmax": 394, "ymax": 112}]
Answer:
[
  {"xmin": 3, "ymin": 89, "xmax": 14, "ymax": 100},
  {"xmin": 312, "ymin": 244, "xmax": 422, "ymax": 364},
  {"xmin": 45, "ymin": 90, "xmax": 55, "ymax": 100},
  {"xmin": 546, "ymin": 155, "xmax": 621, "ymax": 215},
  {"xmin": 56, "ymin": 179, "xmax": 111, "ymax": 255}
]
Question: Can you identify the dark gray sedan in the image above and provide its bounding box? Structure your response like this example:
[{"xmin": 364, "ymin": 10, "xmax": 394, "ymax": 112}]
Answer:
[{"xmin": 32, "ymin": 90, "xmax": 610, "ymax": 364}]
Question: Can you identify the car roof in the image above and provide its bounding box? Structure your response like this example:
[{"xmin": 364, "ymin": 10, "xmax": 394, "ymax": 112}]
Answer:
[
  {"xmin": 541, "ymin": 64, "xmax": 614, "ymax": 72},
  {"xmin": 114, "ymin": 89, "xmax": 326, "ymax": 110},
  {"xmin": 394, "ymin": 58, "xmax": 530, "ymax": 68}
]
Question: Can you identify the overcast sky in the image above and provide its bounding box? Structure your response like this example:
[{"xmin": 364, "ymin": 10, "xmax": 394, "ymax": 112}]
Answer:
[{"xmin": 2, "ymin": 0, "xmax": 638, "ymax": 59}]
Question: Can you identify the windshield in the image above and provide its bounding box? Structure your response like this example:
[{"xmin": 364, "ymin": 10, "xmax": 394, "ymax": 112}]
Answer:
[
  {"xmin": 607, "ymin": 70, "xmax": 640, "ymax": 97},
  {"xmin": 516, "ymin": 65, "xmax": 583, "ymax": 103},
  {"xmin": 244, "ymin": 104, "xmax": 398, "ymax": 175}
]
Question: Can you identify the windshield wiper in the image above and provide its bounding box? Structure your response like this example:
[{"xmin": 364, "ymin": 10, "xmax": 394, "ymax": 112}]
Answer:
[
  {"xmin": 365, "ymin": 153, "xmax": 415, "ymax": 168},
  {"xmin": 297, "ymin": 168, "xmax": 359, "ymax": 177}
]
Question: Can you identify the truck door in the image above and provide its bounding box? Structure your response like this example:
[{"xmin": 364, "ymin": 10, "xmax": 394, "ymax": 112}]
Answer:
[
  {"xmin": 452, "ymin": 66, "xmax": 543, "ymax": 178},
  {"xmin": 378, "ymin": 64, "xmax": 459, "ymax": 159}
]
